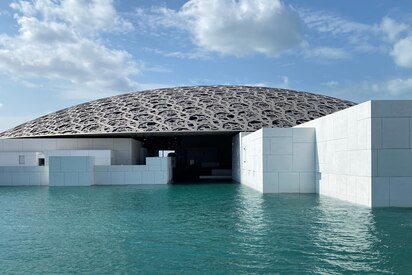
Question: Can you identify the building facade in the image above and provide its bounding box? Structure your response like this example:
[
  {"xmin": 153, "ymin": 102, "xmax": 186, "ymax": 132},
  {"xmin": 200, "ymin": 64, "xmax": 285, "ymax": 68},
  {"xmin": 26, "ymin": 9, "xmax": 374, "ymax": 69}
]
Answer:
[{"xmin": 0, "ymin": 86, "xmax": 410, "ymax": 207}]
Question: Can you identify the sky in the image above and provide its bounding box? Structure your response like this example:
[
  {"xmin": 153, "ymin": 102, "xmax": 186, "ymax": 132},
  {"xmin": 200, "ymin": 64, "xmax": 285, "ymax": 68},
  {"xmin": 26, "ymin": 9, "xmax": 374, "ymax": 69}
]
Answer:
[{"xmin": 0, "ymin": 0, "xmax": 412, "ymax": 131}]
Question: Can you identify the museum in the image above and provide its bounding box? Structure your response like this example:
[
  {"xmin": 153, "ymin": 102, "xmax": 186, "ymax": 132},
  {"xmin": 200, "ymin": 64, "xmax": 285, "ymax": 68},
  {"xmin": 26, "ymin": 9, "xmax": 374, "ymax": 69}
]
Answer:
[{"xmin": 0, "ymin": 85, "xmax": 411, "ymax": 208}]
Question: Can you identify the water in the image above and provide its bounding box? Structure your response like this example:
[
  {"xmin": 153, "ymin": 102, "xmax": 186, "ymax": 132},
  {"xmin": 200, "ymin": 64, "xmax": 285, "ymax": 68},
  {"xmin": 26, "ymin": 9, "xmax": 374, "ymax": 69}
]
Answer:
[{"xmin": 0, "ymin": 184, "xmax": 411, "ymax": 274}]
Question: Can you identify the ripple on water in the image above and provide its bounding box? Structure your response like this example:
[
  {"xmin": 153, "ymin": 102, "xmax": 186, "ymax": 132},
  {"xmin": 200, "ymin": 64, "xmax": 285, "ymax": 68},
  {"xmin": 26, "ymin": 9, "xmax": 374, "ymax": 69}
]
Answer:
[{"xmin": 0, "ymin": 184, "xmax": 411, "ymax": 274}]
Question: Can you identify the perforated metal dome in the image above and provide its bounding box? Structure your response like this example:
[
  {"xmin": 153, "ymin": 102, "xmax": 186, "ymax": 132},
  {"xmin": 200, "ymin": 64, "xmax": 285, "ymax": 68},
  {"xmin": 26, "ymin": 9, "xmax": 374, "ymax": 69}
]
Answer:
[{"xmin": 0, "ymin": 86, "xmax": 355, "ymax": 138}]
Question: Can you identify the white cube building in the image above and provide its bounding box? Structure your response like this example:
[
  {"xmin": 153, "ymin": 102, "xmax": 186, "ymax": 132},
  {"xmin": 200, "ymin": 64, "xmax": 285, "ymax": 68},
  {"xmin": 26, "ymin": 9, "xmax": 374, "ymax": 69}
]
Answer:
[{"xmin": 0, "ymin": 86, "xmax": 411, "ymax": 208}]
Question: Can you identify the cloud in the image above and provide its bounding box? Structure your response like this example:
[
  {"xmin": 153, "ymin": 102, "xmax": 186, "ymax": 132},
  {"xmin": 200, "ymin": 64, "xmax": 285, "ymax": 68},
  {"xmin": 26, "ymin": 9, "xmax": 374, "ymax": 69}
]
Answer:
[
  {"xmin": 304, "ymin": 46, "xmax": 350, "ymax": 60},
  {"xmin": 384, "ymin": 77, "xmax": 412, "ymax": 95},
  {"xmin": 380, "ymin": 17, "xmax": 408, "ymax": 42},
  {"xmin": 391, "ymin": 37, "xmax": 412, "ymax": 68},
  {"xmin": 340, "ymin": 77, "xmax": 412, "ymax": 101},
  {"xmin": 321, "ymin": 81, "xmax": 339, "ymax": 88},
  {"xmin": 0, "ymin": 102, "xmax": 3, "ymax": 108},
  {"xmin": 378, "ymin": 17, "xmax": 412, "ymax": 69},
  {"xmin": 141, "ymin": 0, "xmax": 303, "ymax": 57},
  {"xmin": 0, "ymin": 0, "xmax": 140, "ymax": 100}
]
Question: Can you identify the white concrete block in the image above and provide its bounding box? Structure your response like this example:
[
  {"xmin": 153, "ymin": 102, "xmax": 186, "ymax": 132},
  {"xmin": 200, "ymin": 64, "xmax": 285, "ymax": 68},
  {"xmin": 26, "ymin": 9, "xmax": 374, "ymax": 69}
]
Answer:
[
  {"xmin": 64, "ymin": 172, "xmax": 79, "ymax": 186},
  {"xmin": 1, "ymin": 172, "xmax": 12, "ymax": 185},
  {"xmin": 378, "ymin": 149, "xmax": 412, "ymax": 177},
  {"xmin": 389, "ymin": 177, "xmax": 412, "ymax": 207},
  {"xmin": 148, "ymin": 165, "xmax": 161, "ymax": 171},
  {"xmin": 411, "ymin": 118, "xmax": 412, "ymax": 148},
  {"xmin": 263, "ymin": 128, "xmax": 292, "ymax": 137},
  {"xmin": 372, "ymin": 100, "xmax": 412, "ymax": 117},
  {"xmin": 133, "ymin": 165, "xmax": 148, "ymax": 171},
  {"xmin": 293, "ymin": 128, "xmax": 315, "ymax": 143},
  {"xmin": 357, "ymin": 101, "xmax": 371, "ymax": 120},
  {"xmin": 78, "ymin": 172, "xmax": 92, "ymax": 186},
  {"xmin": 356, "ymin": 177, "xmax": 371, "ymax": 207},
  {"xmin": 269, "ymin": 137, "xmax": 292, "ymax": 155},
  {"xmin": 76, "ymin": 139, "xmax": 93, "ymax": 150},
  {"xmin": 292, "ymin": 143, "xmax": 315, "ymax": 172},
  {"xmin": 357, "ymin": 118, "xmax": 369, "ymax": 150},
  {"xmin": 265, "ymin": 155, "xmax": 292, "ymax": 172},
  {"xmin": 125, "ymin": 172, "xmax": 141, "ymax": 184},
  {"xmin": 299, "ymin": 173, "xmax": 316, "ymax": 193},
  {"xmin": 93, "ymin": 139, "xmax": 114, "ymax": 150},
  {"xmin": 371, "ymin": 118, "xmax": 382, "ymax": 149},
  {"xmin": 12, "ymin": 172, "xmax": 30, "ymax": 185},
  {"xmin": 111, "ymin": 172, "xmax": 125, "ymax": 185},
  {"xmin": 56, "ymin": 139, "xmax": 77, "ymax": 150},
  {"xmin": 50, "ymin": 172, "xmax": 65, "ymax": 186},
  {"xmin": 3, "ymin": 139, "xmax": 22, "ymax": 152},
  {"xmin": 142, "ymin": 172, "xmax": 155, "ymax": 184},
  {"xmin": 371, "ymin": 177, "xmax": 390, "ymax": 207},
  {"xmin": 94, "ymin": 172, "xmax": 111, "ymax": 185},
  {"xmin": 41, "ymin": 139, "xmax": 57, "ymax": 150},
  {"xmin": 29, "ymin": 173, "xmax": 42, "ymax": 185},
  {"xmin": 114, "ymin": 139, "xmax": 131, "ymax": 151},
  {"xmin": 279, "ymin": 173, "xmax": 299, "ymax": 193},
  {"xmin": 146, "ymin": 157, "xmax": 161, "ymax": 166},
  {"xmin": 382, "ymin": 118, "xmax": 410, "ymax": 148},
  {"xmin": 22, "ymin": 139, "xmax": 43, "ymax": 151},
  {"xmin": 154, "ymin": 172, "xmax": 165, "ymax": 184},
  {"xmin": 263, "ymin": 172, "xmax": 278, "ymax": 193},
  {"xmin": 94, "ymin": 166, "xmax": 108, "ymax": 172}
]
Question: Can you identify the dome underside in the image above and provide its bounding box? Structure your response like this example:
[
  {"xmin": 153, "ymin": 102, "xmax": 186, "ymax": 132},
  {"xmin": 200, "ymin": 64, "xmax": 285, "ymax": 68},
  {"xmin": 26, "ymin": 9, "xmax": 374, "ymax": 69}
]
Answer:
[{"xmin": 0, "ymin": 86, "xmax": 355, "ymax": 138}]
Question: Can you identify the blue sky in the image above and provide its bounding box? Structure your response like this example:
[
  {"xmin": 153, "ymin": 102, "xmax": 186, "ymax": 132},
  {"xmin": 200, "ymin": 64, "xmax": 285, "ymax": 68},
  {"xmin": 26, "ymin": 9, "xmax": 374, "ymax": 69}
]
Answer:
[{"xmin": 0, "ymin": 0, "xmax": 412, "ymax": 131}]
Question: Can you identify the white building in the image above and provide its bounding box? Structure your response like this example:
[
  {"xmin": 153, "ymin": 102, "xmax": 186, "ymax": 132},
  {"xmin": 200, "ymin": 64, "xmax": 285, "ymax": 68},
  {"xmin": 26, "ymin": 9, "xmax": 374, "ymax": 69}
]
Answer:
[{"xmin": 0, "ymin": 86, "xmax": 411, "ymax": 208}]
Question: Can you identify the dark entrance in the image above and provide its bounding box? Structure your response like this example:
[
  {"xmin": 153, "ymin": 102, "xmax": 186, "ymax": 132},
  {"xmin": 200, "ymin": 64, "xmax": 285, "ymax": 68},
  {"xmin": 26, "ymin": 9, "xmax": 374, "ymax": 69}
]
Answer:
[{"xmin": 138, "ymin": 134, "xmax": 233, "ymax": 183}]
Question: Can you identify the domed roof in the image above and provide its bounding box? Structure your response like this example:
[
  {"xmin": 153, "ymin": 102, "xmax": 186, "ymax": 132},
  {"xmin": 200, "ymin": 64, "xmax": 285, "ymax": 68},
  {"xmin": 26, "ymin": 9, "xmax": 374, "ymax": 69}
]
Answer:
[{"xmin": 0, "ymin": 85, "xmax": 355, "ymax": 138}]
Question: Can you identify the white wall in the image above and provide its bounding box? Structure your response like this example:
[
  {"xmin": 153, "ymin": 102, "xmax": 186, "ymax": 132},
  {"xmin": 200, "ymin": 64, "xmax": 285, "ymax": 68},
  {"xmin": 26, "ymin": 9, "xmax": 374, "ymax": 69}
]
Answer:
[
  {"xmin": 45, "ymin": 150, "xmax": 112, "ymax": 166},
  {"xmin": 240, "ymin": 128, "xmax": 316, "ymax": 193},
  {"xmin": 0, "ymin": 166, "xmax": 48, "ymax": 186},
  {"xmin": 370, "ymin": 100, "xmax": 412, "ymax": 207},
  {"xmin": 232, "ymin": 132, "xmax": 249, "ymax": 183},
  {"xmin": 297, "ymin": 102, "xmax": 373, "ymax": 207},
  {"xmin": 0, "ymin": 138, "xmax": 142, "ymax": 165},
  {"xmin": 94, "ymin": 157, "xmax": 172, "ymax": 185},
  {"xmin": 49, "ymin": 156, "xmax": 94, "ymax": 186},
  {"xmin": 0, "ymin": 152, "xmax": 41, "ymax": 166}
]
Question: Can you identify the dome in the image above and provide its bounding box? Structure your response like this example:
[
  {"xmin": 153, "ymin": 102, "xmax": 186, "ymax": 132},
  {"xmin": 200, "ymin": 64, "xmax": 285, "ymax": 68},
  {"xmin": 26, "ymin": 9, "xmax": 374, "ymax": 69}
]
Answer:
[{"xmin": 0, "ymin": 86, "xmax": 355, "ymax": 138}]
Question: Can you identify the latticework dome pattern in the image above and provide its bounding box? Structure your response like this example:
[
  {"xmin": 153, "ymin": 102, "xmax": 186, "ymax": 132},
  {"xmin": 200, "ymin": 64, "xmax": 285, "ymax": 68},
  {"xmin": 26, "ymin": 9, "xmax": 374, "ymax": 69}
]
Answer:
[{"xmin": 0, "ymin": 86, "xmax": 355, "ymax": 138}]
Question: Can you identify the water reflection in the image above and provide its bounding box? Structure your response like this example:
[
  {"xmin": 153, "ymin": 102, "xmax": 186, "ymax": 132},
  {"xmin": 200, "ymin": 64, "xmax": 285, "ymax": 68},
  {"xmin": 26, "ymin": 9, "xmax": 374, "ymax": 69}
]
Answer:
[
  {"xmin": 309, "ymin": 197, "xmax": 383, "ymax": 274},
  {"xmin": 1, "ymin": 185, "xmax": 412, "ymax": 274}
]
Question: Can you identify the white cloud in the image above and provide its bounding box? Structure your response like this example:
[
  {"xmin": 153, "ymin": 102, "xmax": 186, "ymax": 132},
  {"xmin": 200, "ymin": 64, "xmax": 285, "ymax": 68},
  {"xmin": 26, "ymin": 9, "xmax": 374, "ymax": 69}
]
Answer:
[
  {"xmin": 343, "ymin": 77, "xmax": 412, "ymax": 99},
  {"xmin": 0, "ymin": 0, "xmax": 140, "ymax": 100},
  {"xmin": 391, "ymin": 37, "xmax": 412, "ymax": 68},
  {"xmin": 304, "ymin": 46, "xmax": 350, "ymax": 60},
  {"xmin": 321, "ymin": 81, "xmax": 339, "ymax": 87},
  {"xmin": 380, "ymin": 17, "xmax": 408, "ymax": 42},
  {"xmin": 143, "ymin": 0, "xmax": 303, "ymax": 57},
  {"xmin": 385, "ymin": 77, "xmax": 412, "ymax": 95},
  {"xmin": 301, "ymin": 9, "xmax": 374, "ymax": 36}
]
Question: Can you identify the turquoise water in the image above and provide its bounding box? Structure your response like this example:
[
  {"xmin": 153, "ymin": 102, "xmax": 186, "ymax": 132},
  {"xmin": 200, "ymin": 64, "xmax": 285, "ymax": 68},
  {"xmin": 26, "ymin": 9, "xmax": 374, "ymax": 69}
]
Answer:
[{"xmin": 0, "ymin": 184, "xmax": 411, "ymax": 274}]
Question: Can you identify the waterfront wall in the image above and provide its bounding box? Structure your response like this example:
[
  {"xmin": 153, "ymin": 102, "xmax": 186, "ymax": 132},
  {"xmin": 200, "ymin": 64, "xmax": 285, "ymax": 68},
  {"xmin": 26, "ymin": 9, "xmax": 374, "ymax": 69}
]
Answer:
[
  {"xmin": 0, "ymin": 157, "xmax": 172, "ymax": 186},
  {"xmin": 297, "ymin": 100, "xmax": 412, "ymax": 207},
  {"xmin": 297, "ymin": 102, "xmax": 373, "ymax": 207},
  {"xmin": 94, "ymin": 157, "xmax": 172, "ymax": 185},
  {"xmin": 49, "ymin": 156, "xmax": 94, "ymax": 186},
  {"xmin": 0, "ymin": 166, "xmax": 48, "ymax": 186},
  {"xmin": 369, "ymin": 101, "xmax": 412, "ymax": 207},
  {"xmin": 238, "ymin": 128, "xmax": 316, "ymax": 193},
  {"xmin": 0, "ymin": 138, "xmax": 142, "ymax": 165}
]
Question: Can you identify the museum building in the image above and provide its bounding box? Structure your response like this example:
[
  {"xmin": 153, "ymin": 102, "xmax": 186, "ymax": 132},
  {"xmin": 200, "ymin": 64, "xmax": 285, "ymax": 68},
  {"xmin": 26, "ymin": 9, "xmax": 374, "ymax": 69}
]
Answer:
[{"xmin": 0, "ymin": 85, "xmax": 411, "ymax": 208}]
